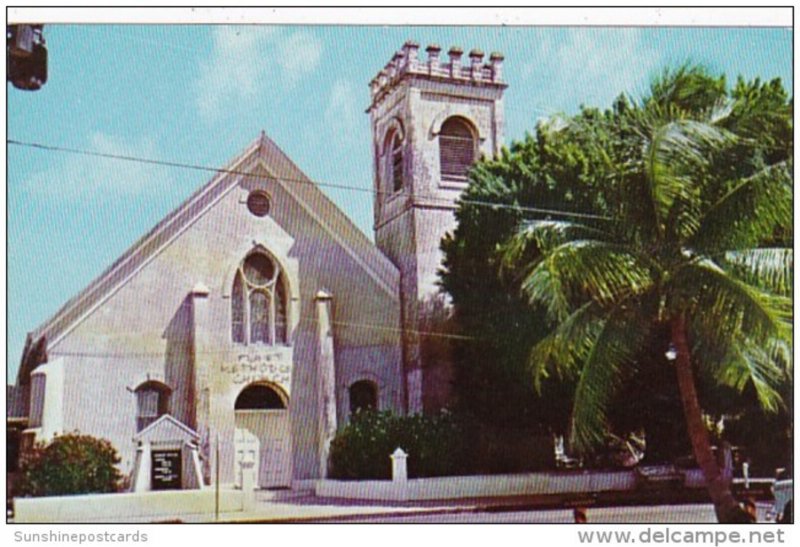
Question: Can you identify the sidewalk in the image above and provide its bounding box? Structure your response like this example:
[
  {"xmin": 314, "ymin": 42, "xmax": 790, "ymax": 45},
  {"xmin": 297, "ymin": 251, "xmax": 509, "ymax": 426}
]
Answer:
[
  {"xmin": 174, "ymin": 487, "xmax": 718, "ymax": 523},
  {"xmin": 207, "ymin": 479, "xmax": 775, "ymax": 524},
  {"xmin": 15, "ymin": 478, "xmax": 771, "ymax": 524},
  {"xmin": 169, "ymin": 490, "xmax": 467, "ymax": 523}
]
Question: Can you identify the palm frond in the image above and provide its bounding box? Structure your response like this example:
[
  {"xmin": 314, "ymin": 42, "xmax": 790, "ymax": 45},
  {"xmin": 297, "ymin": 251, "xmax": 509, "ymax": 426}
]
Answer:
[
  {"xmin": 768, "ymin": 337, "xmax": 794, "ymax": 374},
  {"xmin": 690, "ymin": 162, "xmax": 792, "ymax": 253},
  {"xmin": 644, "ymin": 123, "xmax": 690, "ymax": 235},
  {"xmin": 527, "ymin": 301, "xmax": 603, "ymax": 391},
  {"xmin": 503, "ymin": 219, "xmax": 612, "ymax": 263},
  {"xmin": 644, "ymin": 120, "xmax": 737, "ymax": 237},
  {"xmin": 646, "ymin": 65, "xmax": 727, "ymax": 117},
  {"xmin": 713, "ymin": 337, "xmax": 789, "ymax": 413},
  {"xmin": 666, "ymin": 195, "xmax": 703, "ymax": 242},
  {"xmin": 662, "ymin": 120, "xmax": 738, "ymax": 166},
  {"xmin": 690, "ymin": 315, "xmax": 791, "ymax": 414},
  {"xmin": 519, "ymin": 240, "xmax": 655, "ymax": 322},
  {"xmin": 670, "ymin": 260, "xmax": 792, "ymax": 345},
  {"xmin": 708, "ymin": 98, "xmax": 734, "ymax": 124},
  {"xmin": 569, "ymin": 302, "xmax": 653, "ymax": 453},
  {"xmin": 721, "ymin": 248, "xmax": 793, "ymax": 296}
]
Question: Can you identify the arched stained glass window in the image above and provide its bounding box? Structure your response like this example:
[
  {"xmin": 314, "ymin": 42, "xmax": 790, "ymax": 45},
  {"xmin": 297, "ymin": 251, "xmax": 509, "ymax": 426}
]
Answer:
[
  {"xmin": 275, "ymin": 280, "xmax": 287, "ymax": 344},
  {"xmin": 243, "ymin": 253, "xmax": 275, "ymax": 286},
  {"xmin": 249, "ymin": 291, "xmax": 270, "ymax": 344},
  {"xmin": 232, "ymin": 273, "xmax": 245, "ymax": 343},
  {"xmin": 231, "ymin": 250, "xmax": 289, "ymax": 346}
]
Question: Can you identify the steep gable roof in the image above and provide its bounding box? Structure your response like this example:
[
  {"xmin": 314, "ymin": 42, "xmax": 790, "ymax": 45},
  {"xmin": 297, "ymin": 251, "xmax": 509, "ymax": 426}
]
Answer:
[
  {"xmin": 133, "ymin": 414, "xmax": 199, "ymax": 443},
  {"xmin": 25, "ymin": 132, "xmax": 399, "ymax": 357}
]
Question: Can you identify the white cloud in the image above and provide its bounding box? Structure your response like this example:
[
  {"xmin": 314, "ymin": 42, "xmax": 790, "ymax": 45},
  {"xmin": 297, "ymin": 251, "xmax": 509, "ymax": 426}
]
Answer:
[
  {"xmin": 523, "ymin": 29, "xmax": 662, "ymax": 112},
  {"xmin": 560, "ymin": 29, "xmax": 658, "ymax": 101},
  {"xmin": 277, "ymin": 30, "xmax": 323, "ymax": 85},
  {"xmin": 23, "ymin": 133, "xmax": 176, "ymax": 201},
  {"xmin": 195, "ymin": 26, "xmax": 323, "ymax": 118},
  {"xmin": 324, "ymin": 79, "xmax": 358, "ymax": 132}
]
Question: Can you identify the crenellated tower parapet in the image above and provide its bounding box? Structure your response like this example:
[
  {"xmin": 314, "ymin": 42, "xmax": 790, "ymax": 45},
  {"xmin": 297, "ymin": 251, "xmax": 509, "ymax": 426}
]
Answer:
[{"xmin": 368, "ymin": 41, "xmax": 505, "ymax": 110}]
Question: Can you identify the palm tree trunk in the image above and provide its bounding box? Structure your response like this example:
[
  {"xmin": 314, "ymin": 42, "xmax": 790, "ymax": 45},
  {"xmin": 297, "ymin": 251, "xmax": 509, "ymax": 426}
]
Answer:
[{"xmin": 671, "ymin": 313, "xmax": 743, "ymax": 523}]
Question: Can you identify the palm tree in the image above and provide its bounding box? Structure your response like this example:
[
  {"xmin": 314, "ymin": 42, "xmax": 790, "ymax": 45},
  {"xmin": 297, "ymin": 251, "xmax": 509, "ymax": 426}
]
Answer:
[{"xmin": 502, "ymin": 68, "xmax": 792, "ymax": 522}]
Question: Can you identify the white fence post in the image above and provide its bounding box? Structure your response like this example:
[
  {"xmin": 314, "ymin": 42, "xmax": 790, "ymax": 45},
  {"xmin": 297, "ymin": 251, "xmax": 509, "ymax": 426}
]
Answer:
[{"xmin": 391, "ymin": 448, "xmax": 408, "ymax": 483}]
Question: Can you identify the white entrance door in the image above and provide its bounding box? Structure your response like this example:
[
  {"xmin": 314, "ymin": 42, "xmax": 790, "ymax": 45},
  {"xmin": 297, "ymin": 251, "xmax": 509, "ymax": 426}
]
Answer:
[{"xmin": 234, "ymin": 410, "xmax": 292, "ymax": 488}]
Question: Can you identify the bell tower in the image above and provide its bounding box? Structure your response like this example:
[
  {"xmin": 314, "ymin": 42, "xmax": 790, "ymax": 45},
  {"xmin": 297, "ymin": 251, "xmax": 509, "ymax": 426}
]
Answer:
[{"xmin": 368, "ymin": 41, "xmax": 507, "ymax": 413}]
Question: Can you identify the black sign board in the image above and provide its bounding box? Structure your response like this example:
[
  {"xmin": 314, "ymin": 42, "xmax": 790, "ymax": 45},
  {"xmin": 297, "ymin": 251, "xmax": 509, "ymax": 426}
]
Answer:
[{"xmin": 151, "ymin": 450, "xmax": 182, "ymax": 490}]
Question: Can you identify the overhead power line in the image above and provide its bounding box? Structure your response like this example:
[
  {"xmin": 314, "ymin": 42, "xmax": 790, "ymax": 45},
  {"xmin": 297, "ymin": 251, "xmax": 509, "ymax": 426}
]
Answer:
[
  {"xmin": 45, "ymin": 315, "xmax": 477, "ymax": 361},
  {"xmin": 8, "ymin": 138, "xmax": 613, "ymax": 221}
]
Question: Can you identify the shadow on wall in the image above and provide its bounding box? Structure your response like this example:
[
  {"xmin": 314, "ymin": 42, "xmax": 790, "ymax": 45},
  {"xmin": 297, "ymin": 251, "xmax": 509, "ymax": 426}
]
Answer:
[
  {"xmin": 163, "ymin": 295, "xmax": 196, "ymax": 431},
  {"xmin": 418, "ymin": 295, "xmax": 458, "ymax": 413}
]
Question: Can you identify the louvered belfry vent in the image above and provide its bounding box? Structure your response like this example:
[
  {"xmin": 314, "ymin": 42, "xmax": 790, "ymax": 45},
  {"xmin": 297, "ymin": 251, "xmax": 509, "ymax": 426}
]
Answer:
[{"xmin": 439, "ymin": 118, "xmax": 475, "ymax": 180}]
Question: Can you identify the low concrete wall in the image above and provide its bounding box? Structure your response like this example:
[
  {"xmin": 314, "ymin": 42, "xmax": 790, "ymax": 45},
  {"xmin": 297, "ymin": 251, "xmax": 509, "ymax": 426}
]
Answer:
[
  {"xmin": 14, "ymin": 489, "xmax": 244, "ymax": 523},
  {"xmin": 316, "ymin": 471, "xmax": 639, "ymax": 501}
]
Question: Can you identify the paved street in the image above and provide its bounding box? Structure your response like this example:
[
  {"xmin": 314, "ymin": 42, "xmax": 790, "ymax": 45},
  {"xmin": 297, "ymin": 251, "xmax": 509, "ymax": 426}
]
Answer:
[{"xmin": 314, "ymin": 502, "xmax": 774, "ymax": 524}]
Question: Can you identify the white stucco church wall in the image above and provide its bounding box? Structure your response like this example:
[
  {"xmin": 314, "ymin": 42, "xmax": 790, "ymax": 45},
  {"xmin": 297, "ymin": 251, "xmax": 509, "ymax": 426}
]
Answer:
[
  {"xmin": 13, "ymin": 40, "xmax": 506, "ymax": 489},
  {"xmin": 16, "ymin": 136, "xmax": 406, "ymax": 487}
]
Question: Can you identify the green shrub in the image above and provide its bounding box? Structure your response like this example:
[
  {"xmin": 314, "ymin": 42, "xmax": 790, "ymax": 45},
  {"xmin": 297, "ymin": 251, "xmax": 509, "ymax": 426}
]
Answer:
[
  {"xmin": 329, "ymin": 411, "xmax": 558, "ymax": 479},
  {"xmin": 18, "ymin": 432, "xmax": 123, "ymax": 497},
  {"xmin": 329, "ymin": 410, "xmax": 468, "ymax": 479},
  {"xmin": 467, "ymin": 423, "xmax": 555, "ymax": 474}
]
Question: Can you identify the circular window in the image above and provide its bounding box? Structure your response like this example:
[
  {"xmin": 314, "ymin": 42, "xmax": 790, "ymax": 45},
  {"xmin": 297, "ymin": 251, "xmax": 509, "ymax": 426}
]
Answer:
[{"xmin": 247, "ymin": 191, "xmax": 271, "ymax": 217}]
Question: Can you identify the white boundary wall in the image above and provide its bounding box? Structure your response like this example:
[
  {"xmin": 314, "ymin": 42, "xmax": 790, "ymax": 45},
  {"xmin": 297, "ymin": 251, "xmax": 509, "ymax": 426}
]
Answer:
[
  {"xmin": 14, "ymin": 489, "xmax": 244, "ymax": 523},
  {"xmin": 316, "ymin": 471, "xmax": 641, "ymax": 501}
]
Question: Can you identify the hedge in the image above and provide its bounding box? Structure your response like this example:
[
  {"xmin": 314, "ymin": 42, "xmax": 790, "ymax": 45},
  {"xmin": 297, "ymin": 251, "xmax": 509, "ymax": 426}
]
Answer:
[
  {"xmin": 18, "ymin": 432, "xmax": 124, "ymax": 497},
  {"xmin": 328, "ymin": 410, "xmax": 555, "ymax": 479}
]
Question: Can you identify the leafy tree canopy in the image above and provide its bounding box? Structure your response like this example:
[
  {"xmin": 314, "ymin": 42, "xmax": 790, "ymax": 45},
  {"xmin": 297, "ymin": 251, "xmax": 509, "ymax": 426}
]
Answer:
[
  {"xmin": 19, "ymin": 432, "xmax": 124, "ymax": 497},
  {"xmin": 440, "ymin": 66, "xmax": 792, "ymax": 462}
]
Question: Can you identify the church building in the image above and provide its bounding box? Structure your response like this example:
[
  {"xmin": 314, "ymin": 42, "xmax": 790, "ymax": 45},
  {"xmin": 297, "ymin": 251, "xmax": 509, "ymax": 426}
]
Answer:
[{"xmin": 10, "ymin": 41, "xmax": 507, "ymax": 490}]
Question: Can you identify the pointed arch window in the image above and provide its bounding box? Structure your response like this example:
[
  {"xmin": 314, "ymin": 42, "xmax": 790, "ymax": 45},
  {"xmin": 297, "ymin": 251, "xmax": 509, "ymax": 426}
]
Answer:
[
  {"xmin": 439, "ymin": 117, "xmax": 476, "ymax": 181},
  {"xmin": 231, "ymin": 250, "xmax": 289, "ymax": 346}
]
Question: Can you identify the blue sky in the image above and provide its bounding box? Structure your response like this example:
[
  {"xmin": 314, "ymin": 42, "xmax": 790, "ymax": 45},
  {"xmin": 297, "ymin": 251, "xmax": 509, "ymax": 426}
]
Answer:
[{"xmin": 6, "ymin": 25, "xmax": 792, "ymax": 378}]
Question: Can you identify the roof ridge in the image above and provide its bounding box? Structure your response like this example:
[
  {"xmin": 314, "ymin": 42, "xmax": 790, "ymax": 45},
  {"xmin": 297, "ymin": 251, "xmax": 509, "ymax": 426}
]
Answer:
[
  {"xmin": 28, "ymin": 135, "xmax": 264, "ymax": 346},
  {"xmin": 254, "ymin": 132, "xmax": 399, "ymax": 288},
  {"xmin": 25, "ymin": 132, "xmax": 399, "ymax": 355}
]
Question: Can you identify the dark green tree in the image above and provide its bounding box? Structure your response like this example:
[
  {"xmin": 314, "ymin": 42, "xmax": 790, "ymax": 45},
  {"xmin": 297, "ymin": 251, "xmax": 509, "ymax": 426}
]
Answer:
[
  {"xmin": 441, "ymin": 104, "xmax": 624, "ymax": 434},
  {"xmin": 498, "ymin": 66, "xmax": 792, "ymax": 522},
  {"xmin": 18, "ymin": 432, "xmax": 123, "ymax": 497}
]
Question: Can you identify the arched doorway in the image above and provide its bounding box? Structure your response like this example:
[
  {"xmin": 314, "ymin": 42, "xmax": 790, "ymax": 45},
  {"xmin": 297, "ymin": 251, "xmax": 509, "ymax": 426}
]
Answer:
[{"xmin": 234, "ymin": 383, "xmax": 291, "ymax": 488}]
